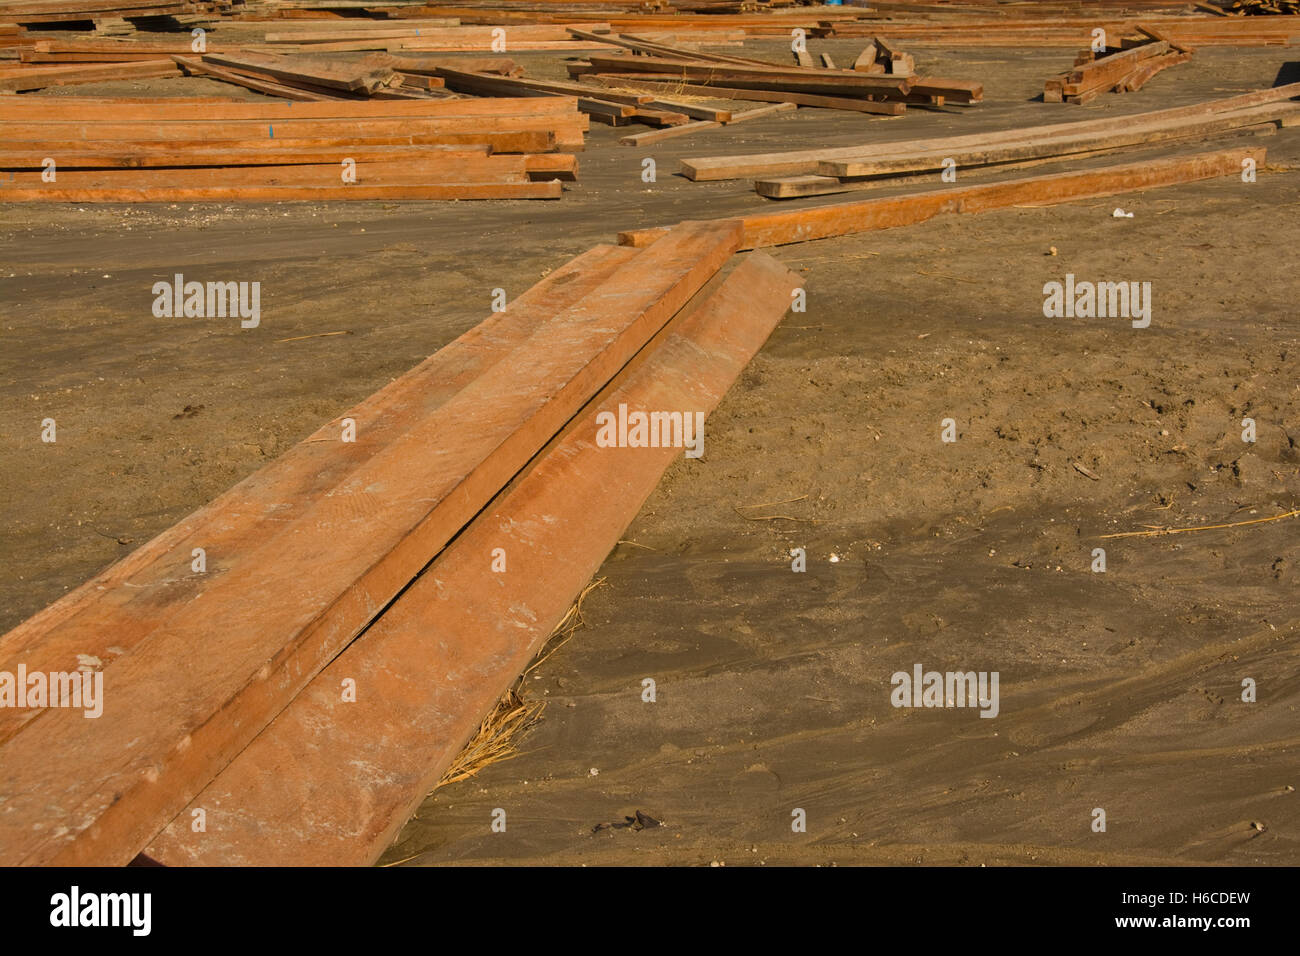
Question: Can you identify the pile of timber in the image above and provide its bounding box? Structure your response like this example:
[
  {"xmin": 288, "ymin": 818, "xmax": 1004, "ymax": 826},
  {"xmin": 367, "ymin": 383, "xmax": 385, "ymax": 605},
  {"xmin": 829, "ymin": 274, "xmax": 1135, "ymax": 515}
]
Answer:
[
  {"xmin": 0, "ymin": 0, "xmax": 194, "ymax": 25},
  {"xmin": 0, "ymin": 221, "xmax": 804, "ymax": 866},
  {"xmin": 1203, "ymin": 0, "xmax": 1300, "ymax": 13},
  {"xmin": 0, "ymin": 94, "xmax": 582, "ymax": 201},
  {"xmin": 813, "ymin": 12, "xmax": 1300, "ymax": 46},
  {"xmin": 618, "ymin": 145, "xmax": 1265, "ymax": 248},
  {"xmin": 566, "ymin": 30, "xmax": 983, "ymax": 126},
  {"xmin": 1044, "ymin": 26, "xmax": 1192, "ymax": 104},
  {"xmin": 671, "ymin": 82, "xmax": 1300, "ymax": 197}
]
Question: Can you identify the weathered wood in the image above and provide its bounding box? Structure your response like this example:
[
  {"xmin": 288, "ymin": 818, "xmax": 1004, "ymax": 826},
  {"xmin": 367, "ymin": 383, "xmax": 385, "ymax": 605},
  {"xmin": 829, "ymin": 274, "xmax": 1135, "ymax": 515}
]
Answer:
[
  {"xmin": 623, "ymin": 147, "xmax": 1265, "ymax": 249},
  {"xmin": 819, "ymin": 103, "xmax": 1295, "ymax": 177},
  {"xmin": 0, "ymin": 220, "xmax": 743, "ymax": 865},
  {"xmin": 144, "ymin": 249, "xmax": 802, "ymax": 867},
  {"xmin": 680, "ymin": 83, "xmax": 1300, "ymax": 181},
  {"xmin": 582, "ymin": 75, "xmax": 906, "ymax": 115},
  {"xmin": 0, "ymin": 181, "xmax": 565, "ymax": 202},
  {"xmin": 619, "ymin": 118, "xmax": 720, "ymax": 145}
]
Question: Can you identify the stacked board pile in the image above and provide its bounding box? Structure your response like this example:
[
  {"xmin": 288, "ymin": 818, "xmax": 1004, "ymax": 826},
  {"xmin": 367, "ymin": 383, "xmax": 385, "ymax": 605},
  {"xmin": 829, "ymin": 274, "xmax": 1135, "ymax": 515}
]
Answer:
[
  {"xmin": 1044, "ymin": 25, "xmax": 1193, "ymax": 104},
  {"xmin": 1202, "ymin": 0, "xmax": 1300, "ymax": 12},
  {"xmin": 0, "ymin": 94, "xmax": 582, "ymax": 201},
  {"xmin": 0, "ymin": 0, "xmax": 195, "ymax": 24},
  {"xmin": 671, "ymin": 82, "xmax": 1300, "ymax": 198},
  {"xmin": 0, "ymin": 221, "xmax": 804, "ymax": 866},
  {"xmin": 567, "ymin": 31, "xmax": 983, "ymax": 120},
  {"xmin": 812, "ymin": 12, "xmax": 1300, "ymax": 46}
]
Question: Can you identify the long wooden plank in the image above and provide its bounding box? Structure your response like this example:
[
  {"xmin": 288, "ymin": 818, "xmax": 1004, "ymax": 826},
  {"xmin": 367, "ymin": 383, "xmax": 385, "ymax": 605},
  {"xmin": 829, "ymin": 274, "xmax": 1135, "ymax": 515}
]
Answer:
[
  {"xmin": 0, "ymin": 94, "xmax": 582, "ymax": 121},
  {"xmin": 581, "ymin": 54, "xmax": 914, "ymax": 95},
  {"xmin": 0, "ymin": 131, "xmax": 559, "ymax": 162},
  {"xmin": 0, "ymin": 59, "xmax": 179, "ymax": 91},
  {"xmin": 0, "ymin": 181, "xmax": 564, "ymax": 202},
  {"xmin": 819, "ymin": 104, "xmax": 1295, "ymax": 177},
  {"xmin": 582, "ymin": 74, "xmax": 906, "ymax": 115},
  {"xmin": 0, "ymin": 157, "xmax": 534, "ymax": 189},
  {"xmin": 0, "ymin": 115, "xmax": 586, "ymax": 141},
  {"xmin": 0, "ymin": 221, "xmax": 742, "ymax": 865},
  {"xmin": 620, "ymin": 147, "xmax": 1263, "ymax": 249},
  {"xmin": 0, "ymin": 243, "xmax": 638, "ymax": 751},
  {"xmin": 679, "ymin": 82, "xmax": 1300, "ymax": 181},
  {"xmin": 755, "ymin": 121, "xmax": 1279, "ymax": 198},
  {"xmin": 144, "ymin": 249, "xmax": 802, "ymax": 867},
  {"xmin": 619, "ymin": 118, "xmax": 721, "ymax": 146}
]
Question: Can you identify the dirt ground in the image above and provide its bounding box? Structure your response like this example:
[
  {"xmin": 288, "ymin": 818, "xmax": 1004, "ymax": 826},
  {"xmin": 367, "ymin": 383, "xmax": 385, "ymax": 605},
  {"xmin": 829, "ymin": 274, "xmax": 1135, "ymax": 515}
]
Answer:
[{"xmin": 1, "ymin": 41, "xmax": 1297, "ymax": 866}]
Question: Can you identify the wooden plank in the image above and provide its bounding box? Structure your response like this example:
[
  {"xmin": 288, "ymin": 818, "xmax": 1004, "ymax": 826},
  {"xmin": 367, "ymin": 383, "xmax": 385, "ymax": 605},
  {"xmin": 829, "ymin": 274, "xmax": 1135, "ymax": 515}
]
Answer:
[
  {"xmin": 621, "ymin": 147, "xmax": 1265, "ymax": 249},
  {"xmin": 818, "ymin": 103, "xmax": 1294, "ymax": 177},
  {"xmin": 852, "ymin": 42, "xmax": 879, "ymax": 72},
  {"xmin": 0, "ymin": 220, "xmax": 743, "ymax": 865},
  {"xmin": 726, "ymin": 102, "xmax": 798, "ymax": 123},
  {"xmin": 582, "ymin": 75, "xmax": 906, "ymax": 115},
  {"xmin": 0, "ymin": 59, "xmax": 179, "ymax": 91},
  {"xmin": 580, "ymin": 54, "xmax": 913, "ymax": 95},
  {"xmin": 679, "ymin": 82, "xmax": 1300, "ymax": 181},
  {"xmin": 0, "ymin": 242, "xmax": 637, "ymax": 750},
  {"xmin": 0, "ymin": 157, "xmax": 534, "ymax": 189},
  {"xmin": 0, "ymin": 130, "xmax": 559, "ymax": 160},
  {"xmin": 201, "ymin": 50, "xmax": 395, "ymax": 92},
  {"xmin": 753, "ymin": 120, "xmax": 1281, "ymax": 198},
  {"xmin": 0, "ymin": 145, "xmax": 497, "ymax": 170},
  {"xmin": 144, "ymin": 249, "xmax": 802, "ymax": 867},
  {"xmin": 619, "ymin": 118, "xmax": 720, "ymax": 146},
  {"xmin": 0, "ymin": 181, "xmax": 565, "ymax": 201},
  {"xmin": 1061, "ymin": 40, "xmax": 1169, "ymax": 95},
  {"xmin": 0, "ymin": 114, "xmax": 585, "ymax": 141}
]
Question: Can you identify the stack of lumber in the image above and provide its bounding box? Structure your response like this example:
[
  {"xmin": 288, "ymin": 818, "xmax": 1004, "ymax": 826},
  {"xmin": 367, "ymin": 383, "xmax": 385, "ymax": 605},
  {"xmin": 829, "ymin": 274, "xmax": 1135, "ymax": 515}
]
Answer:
[
  {"xmin": 257, "ymin": 20, "xmax": 748, "ymax": 52},
  {"xmin": 1044, "ymin": 27, "xmax": 1192, "ymax": 104},
  {"xmin": 0, "ymin": 0, "xmax": 193, "ymax": 24},
  {"xmin": 671, "ymin": 82, "xmax": 1300, "ymax": 197},
  {"xmin": 567, "ymin": 30, "xmax": 983, "ymax": 123},
  {"xmin": 0, "ymin": 95, "xmax": 582, "ymax": 201},
  {"xmin": 813, "ymin": 12, "xmax": 1300, "ymax": 46},
  {"xmin": 0, "ymin": 220, "xmax": 804, "ymax": 866},
  {"xmin": 427, "ymin": 57, "xmax": 801, "ymax": 144},
  {"xmin": 619, "ymin": 145, "xmax": 1266, "ymax": 248},
  {"xmin": 0, "ymin": 57, "xmax": 183, "ymax": 90},
  {"xmin": 1203, "ymin": 0, "xmax": 1300, "ymax": 13}
]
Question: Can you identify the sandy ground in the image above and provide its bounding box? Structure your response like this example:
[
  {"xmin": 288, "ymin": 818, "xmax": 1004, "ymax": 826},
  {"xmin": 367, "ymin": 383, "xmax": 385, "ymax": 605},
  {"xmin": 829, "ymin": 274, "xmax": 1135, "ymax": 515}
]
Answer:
[{"xmin": 1, "ymin": 42, "xmax": 1297, "ymax": 866}]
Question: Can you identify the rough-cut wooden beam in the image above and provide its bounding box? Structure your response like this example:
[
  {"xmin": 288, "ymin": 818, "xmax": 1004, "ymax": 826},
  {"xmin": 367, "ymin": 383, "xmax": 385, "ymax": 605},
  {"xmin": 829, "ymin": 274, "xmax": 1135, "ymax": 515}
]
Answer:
[
  {"xmin": 144, "ymin": 250, "xmax": 801, "ymax": 867},
  {"xmin": 0, "ymin": 219, "xmax": 743, "ymax": 865},
  {"xmin": 819, "ymin": 104, "xmax": 1294, "ymax": 178},
  {"xmin": 0, "ymin": 59, "xmax": 179, "ymax": 92},
  {"xmin": 0, "ymin": 181, "xmax": 566, "ymax": 203},
  {"xmin": 0, "ymin": 243, "xmax": 636, "ymax": 749},
  {"xmin": 754, "ymin": 121, "xmax": 1280, "ymax": 198},
  {"xmin": 619, "ymin": 118, "xmax": 720, "ymax": 146},
  {"xmin": 0, "ymin": 156, "xmax": 536, "ymax": 190},
  {"xmin": 0, "ymin": 132, "xmax": 557, "ymax": 165},
  {"xmin": 581, "ymin": 75, "xmax": 906, "ymax": 115},
  {"xmin": 620, "ymin": 147, "xmax": 1264, "ymax": 249},
  {"xmin": 679, "ymin": 83, "xmax": 1300, "ymax": 181}
]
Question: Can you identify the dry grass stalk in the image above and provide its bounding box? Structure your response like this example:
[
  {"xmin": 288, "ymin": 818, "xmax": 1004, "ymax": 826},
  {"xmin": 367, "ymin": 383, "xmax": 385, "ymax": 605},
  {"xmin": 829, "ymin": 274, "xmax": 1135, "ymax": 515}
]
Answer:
[{"xmin": 433, "ymin": 577, "xmax": 607, "ymax": 790}]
